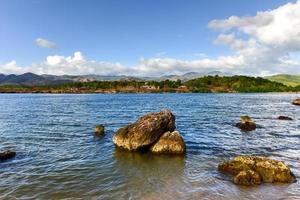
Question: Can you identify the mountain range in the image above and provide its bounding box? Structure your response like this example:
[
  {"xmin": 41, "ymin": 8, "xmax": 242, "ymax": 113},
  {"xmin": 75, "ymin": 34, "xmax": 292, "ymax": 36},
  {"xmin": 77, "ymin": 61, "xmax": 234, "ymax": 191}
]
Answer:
[{"xmin": 0, "ymin": 72, "xmax": 299, "ymax": 86}]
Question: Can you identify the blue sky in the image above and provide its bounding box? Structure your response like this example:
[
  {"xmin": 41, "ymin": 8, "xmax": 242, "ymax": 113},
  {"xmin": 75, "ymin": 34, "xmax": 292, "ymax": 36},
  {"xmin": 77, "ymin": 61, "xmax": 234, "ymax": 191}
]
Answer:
[{"xmin": 0, "ymin": 0, "xmax": 299, "ymax": 76}]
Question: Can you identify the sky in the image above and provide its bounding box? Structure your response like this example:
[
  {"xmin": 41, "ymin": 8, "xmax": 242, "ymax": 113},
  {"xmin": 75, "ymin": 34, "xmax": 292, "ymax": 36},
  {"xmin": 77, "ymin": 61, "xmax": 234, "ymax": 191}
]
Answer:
[{"xmin": 0, "ymin": 0, "xmax": 299, "ymax": 76}]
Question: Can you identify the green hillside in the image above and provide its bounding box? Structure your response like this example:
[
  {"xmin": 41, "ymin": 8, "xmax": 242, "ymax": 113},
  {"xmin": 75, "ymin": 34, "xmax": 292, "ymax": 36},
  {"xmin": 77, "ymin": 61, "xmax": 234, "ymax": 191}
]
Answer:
[
  {"xmin": 266, "ymin": 74, "xmax": 300, "ymax": 86},
  {"xmin": 184, "ymin": 75, "xmax": 294, "ymax": 92}
]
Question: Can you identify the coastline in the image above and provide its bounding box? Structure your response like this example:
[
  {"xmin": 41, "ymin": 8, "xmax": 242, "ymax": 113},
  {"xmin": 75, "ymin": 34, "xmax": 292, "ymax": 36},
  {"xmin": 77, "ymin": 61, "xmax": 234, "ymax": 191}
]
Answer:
[
  {"xmin": 0, "ymin": 90, "xmax": 299, "ymax": 94},
  {"xmin": 1, "ymin": 75, "xmax": 299, "ymax": 94}
]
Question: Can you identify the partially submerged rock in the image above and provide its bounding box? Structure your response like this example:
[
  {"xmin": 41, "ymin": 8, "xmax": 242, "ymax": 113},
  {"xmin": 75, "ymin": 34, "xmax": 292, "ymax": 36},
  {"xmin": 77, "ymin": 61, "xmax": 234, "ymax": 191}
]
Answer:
[
  {"xmin": 150, "ymin": 131, "xmax": 186, "ymax": 154},
  {"xmin": 95, "ymin": 124, "xmax": 105, "ymax": 136},
  {"xmin": 0, "ymin": 150, "xmax": 16, "ymax": 160},
  {"xmin": 278, "ymin": 116, "xmax": 293, "ymax": 120},
  {"xmin": 113, "ymin": 110, "xmax": 176, "ymax": 151},
  {"xmin": 218, "ymin": 156, "xmax": 296, "ymax": 186},
  {"xmin": 292, "ymin": 99, "xmax": 300, "ymax": 106},
  {"xmin": 236, "ymin": 116, "xmax": 256, "ymax": 131}
]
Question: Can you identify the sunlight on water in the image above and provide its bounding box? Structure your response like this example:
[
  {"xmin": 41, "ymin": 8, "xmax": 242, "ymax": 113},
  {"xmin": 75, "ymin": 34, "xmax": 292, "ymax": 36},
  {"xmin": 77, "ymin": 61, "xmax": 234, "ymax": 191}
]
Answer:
[{"xmin": 0, "ymin": 93, "xmax": 299, "ymax": 199}]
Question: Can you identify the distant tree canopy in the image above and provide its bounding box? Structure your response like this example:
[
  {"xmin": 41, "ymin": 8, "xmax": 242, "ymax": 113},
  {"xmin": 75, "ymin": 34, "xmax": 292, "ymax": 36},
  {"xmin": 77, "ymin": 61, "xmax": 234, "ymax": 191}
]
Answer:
[
  {"xmin": 184, "ymin": 75, "xmax": 295, "ymax": 92},
  {"xmin": 62, "ymin": 79, "xmax": 183, "ymax": 90},
  {"xmin": 0, "ymin": 75, "xmax": 299, "ymax": 93}
]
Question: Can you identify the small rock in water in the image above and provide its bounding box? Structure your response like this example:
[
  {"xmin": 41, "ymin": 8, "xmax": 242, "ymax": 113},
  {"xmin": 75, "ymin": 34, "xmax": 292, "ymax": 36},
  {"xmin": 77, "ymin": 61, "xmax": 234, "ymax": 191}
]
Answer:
[
  {"xmin": 218, "ymin": 156, "xmax": 296, "ymax": 186},
  {"xmin": 0, "ymin": 150, "xmax": 16, "ymax": 160},
  {"xmin": 278, "ymin": 116, "xmax": 293, "ymax": 120},
  {"xmin": 292, "ymin": 99, "xmax": 300, "ymax": 106},
  {"xmin": 235, "ymin": 116, "xmax": 256, "ymax": 131},
  {"xmin": 95, "ymin": 124, "xmax": 105, "ymax": 136},
  {"xmin": 150, "ymin": 131, "xmax": 186, "ymax": 155}
]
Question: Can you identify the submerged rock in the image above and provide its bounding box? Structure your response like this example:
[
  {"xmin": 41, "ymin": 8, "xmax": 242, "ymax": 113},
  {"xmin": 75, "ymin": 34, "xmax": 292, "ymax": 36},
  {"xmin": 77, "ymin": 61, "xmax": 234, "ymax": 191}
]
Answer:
[
  {"xmin": 278, "ymin": 116, "xmax": 293, "ymax": 120},
  {"xmin": 292, "ymin": 99, "xmax": 300, "ymax": 106},
  {"xmin": 236, "ymin": 116, "xmax": 256, "ymax": 131},
  {"xmin": 113, "ymin": 110, "xmax": 176, "ymax": 151},
  {"xmin": 95, "ymin": 124, "xmax": 105, "ymax": 136},
  {"xmin": 218, "ymin": 156, "xmax": 296, "ymax": 186},
  {"xmin": 150, "ymin": 131, "xmax": 186, "ymax": 155},
  {"xmin": 0, "ymin": 150, "xmax": 16, "ymax": 160}
]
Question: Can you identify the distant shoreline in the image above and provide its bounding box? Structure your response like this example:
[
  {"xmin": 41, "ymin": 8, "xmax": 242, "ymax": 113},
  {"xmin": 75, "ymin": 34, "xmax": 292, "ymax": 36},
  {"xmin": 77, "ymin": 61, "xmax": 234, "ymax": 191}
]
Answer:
[
  {"xmin": 0, "ymin": 91, "xmax": 299, "ymax": 94},
  {"xmin": 0, "ymin": 75, "xmax": 299, "ymax": 94}
]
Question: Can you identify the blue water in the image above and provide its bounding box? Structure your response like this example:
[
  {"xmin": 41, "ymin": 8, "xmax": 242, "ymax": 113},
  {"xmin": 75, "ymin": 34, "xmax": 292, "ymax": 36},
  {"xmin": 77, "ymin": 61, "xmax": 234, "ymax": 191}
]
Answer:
[{"xmin": 0, "ymin": 93, "xmax": 299, "ymax": 200}]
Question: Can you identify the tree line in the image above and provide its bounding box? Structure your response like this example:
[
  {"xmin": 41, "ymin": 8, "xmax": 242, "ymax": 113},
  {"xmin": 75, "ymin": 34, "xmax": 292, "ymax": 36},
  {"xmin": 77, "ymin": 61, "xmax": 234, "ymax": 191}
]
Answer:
[{"xmin": 0, "ymin": 75, "xmax": 299, "ymax": 93}]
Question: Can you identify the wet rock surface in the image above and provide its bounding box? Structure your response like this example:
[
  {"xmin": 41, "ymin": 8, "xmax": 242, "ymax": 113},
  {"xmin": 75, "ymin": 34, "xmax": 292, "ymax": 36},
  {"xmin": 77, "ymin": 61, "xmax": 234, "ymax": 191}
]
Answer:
[
  {"xmin": 150, "ymin": 131, "xmax": 186, "ymax": 154},
  {"xmin": 235, "ymin": 116, "xmax": 256, "ymax": 131},
  {"xmin": 95, "ymin": 124, "xmax": 105, "ymax": 136},
  {"xmin": 278, "ymin": 116, "xmax": 293, "ymax": 120},
  {"xmin": 233, "ymin": 170, "xmax": 262, "ymax": 186},
  {"xmin": 218, "ymin": 156, "xmax": 296, "ymax": 186},
  {"xmin": 0, "ymin": 150, "xmax": 16, "ymax": 160},
  {"xmin": 292, "ymin": 99, "xmax": 300, "ymax": 106},
  {"xmin": 113, "ymin": 110, "xmax": 176, "ymax": 151}
]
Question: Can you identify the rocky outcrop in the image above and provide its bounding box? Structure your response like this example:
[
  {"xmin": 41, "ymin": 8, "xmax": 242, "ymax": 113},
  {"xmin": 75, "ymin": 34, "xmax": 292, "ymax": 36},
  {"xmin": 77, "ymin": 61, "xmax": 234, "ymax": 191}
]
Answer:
[
  {"xmin": 236, "ymin": 116, "xmax": 256, "ymax": 131},
  {"xmin": 95, "ymin": 124, "xmax": 105, "ymax": 136},
  {"xmin": 292, "ymin": 99, "xmax": 300, "ymax": 106},
  {"xmin": 278, "ymin": 116, "xmax": 293, "ymax": 120},
  {"xmin": 113, "ymin": 110, "xmax": 176, "ymax": 151},
  {"xmin": 218, "ymin": 156, "xmax": 296, "ymax": 186},
  {"xmin": 0, "ymin": 150, "xmax": 16, "ymax": 160},
  {"xmin": 150, "ymin": 131, "xmax": 186, "ymax": 154}
]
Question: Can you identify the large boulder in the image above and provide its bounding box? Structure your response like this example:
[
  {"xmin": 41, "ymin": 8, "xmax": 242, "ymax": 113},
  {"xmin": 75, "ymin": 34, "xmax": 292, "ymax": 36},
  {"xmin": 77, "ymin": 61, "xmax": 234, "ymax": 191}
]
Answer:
[
  {"xmin": 150, "ymin": 131, "xmax": 186, "ymax": 155},
  {"xmin": 218, "ymin": 156, "xmax": 296, "ymax": 186},
  {"xmin": 113, "ymin": 110, "xmax": 176, "ymax": 151},
  {"xmin": 0, "ymin": 150, "xmax": 16, "ymax": 160},
  {"xmin": 236, "ymin": 116, "xmax": 256, "ymax": 131},
  {"xmin": 292, "ymin": 99, "xmax": 300, "ymax": 106}
]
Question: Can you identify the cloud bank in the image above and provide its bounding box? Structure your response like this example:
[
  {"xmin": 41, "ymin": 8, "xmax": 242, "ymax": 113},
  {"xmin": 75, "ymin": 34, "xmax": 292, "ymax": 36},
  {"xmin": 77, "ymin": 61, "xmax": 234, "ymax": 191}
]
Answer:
[{"xmin": 1, "ymin": 1, "xmax": 300, "ymax": 76}]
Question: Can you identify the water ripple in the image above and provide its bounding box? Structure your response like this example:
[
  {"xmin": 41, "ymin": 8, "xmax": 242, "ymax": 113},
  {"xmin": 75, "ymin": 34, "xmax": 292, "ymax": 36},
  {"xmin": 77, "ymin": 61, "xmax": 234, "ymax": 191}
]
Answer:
[{"xmin": 0, "ymin": 93, "xmax": 299, "ymax": 199}]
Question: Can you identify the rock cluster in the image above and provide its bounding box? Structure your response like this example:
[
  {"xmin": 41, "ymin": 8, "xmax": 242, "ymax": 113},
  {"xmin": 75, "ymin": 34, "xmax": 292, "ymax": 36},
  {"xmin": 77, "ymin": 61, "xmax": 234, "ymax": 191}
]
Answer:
[
  {"xmin": 218, "ymin": 156, "xmax": 296, "ymax": 186},
  {"xmin": 236, "ymin": 116, "xmax": 256, "ymax": 131},
  {"xmin": 112, "ymin": 110, "xmax": 186, "ymax": 155}
]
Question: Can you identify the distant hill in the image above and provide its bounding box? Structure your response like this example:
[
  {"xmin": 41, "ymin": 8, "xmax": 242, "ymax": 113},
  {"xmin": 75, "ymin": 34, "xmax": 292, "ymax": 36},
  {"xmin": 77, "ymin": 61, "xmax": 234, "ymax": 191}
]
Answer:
[
  {"xmin": 159, "ymin": 71, "xmax": 232, "ymax": 82},
  {"xmin": 266, "ymin": 74, "xmax": 300, "ymax": 86},
  {"xmin": 0, "ymin": 73, "xmax": 70, "ymax": 86},
  {"xmin": 185, "ymin": 75, "xmax": 292, "ymax": 92},
  {"xmin": 41, "ymin": 74, "xmax": 144, "ymax": 82},
  {"xmin": 0, "ymin": 71, "xmax": 232, "ymax": 86},
  {"xmin": 2, "ymin": 72, "xmax": 299, "ymax": 87}
]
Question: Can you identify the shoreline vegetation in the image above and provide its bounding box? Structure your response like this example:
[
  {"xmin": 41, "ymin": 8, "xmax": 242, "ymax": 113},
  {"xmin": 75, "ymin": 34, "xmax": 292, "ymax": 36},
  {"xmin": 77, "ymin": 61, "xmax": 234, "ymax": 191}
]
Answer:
[{"xmin": 1, "ymin": 75, "xmax": 300, "ymax": 94}]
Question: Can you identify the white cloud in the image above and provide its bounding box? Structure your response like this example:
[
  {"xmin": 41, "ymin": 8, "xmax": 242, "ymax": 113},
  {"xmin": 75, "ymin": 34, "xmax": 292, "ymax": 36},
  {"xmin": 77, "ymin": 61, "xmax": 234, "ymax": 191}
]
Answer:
[
  {"xmin": 1, "ymin": 1, "xmax": 300, "ymax": 76},
  {"xmin": 0, "ymin": 52, "xmax": 244, "ymax": 76},
  {"xmin": 0, "ymin": 52, "xmax": 129, "ymax": 76},
  {"xmin": 0, "ymin": 60, "xmax": 26, "ymax": 74},
  {"xmin": 35, "ymin": 38, "xmax": 57, "ymax": 49},
  {"xmin": 208, "ymin": 0, "xmax": 300, "ymax": 75}
]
